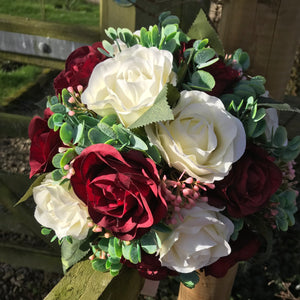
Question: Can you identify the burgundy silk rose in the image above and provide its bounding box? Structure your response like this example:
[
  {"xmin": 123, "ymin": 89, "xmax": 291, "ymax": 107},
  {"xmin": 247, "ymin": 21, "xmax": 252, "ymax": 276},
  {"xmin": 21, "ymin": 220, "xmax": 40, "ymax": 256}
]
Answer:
[
  {"xmin": 121, "ymin": 251, "xmax": 177, "ymax": 280},
  {"xmin": 53, "ymin": 42, "xmax": 107, "ymax": 95},
  {"xmin": 208, "ymin": 143, "xmax": 282, "ymax": 218},
  {"xmin": 28, "ymin": 108, "xmax": 63, "ymax": 178},
  {"xmin": 177, "ymin": 41, "xmax": 240, "ymax": 97},
  {"xmin": 205, "ymin": 229, "xmax": 261, "ymax": 277},
  {"xmin": 203, "ymin": 59, "xmax": 241, "ymax": 97},
  {"xmin": 70, "ymin": 144, "xmax": 167, "ymax": 241}
]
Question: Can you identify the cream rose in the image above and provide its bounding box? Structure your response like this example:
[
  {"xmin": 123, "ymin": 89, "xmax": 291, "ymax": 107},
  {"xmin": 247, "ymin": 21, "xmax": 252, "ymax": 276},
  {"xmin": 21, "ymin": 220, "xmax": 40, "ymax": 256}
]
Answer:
[
  {"xmin": 157, "ymin": 203, "xmax": 234, "ymax": 273},
  {"xmin": 81, "ymin": 44, "xmax": 176, "ymax": 127},
  {"xmin": 145, "ymin": 90, "xmax": 246, "ymax": 182},
  {"xmin": 33, "ymin": 175, "xmax": 90, "ymax": 240}
]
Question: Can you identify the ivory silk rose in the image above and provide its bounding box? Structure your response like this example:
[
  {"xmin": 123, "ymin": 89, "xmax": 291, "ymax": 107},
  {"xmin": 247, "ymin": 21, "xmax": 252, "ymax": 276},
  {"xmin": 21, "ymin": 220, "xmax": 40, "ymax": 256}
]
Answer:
[
  {"xmin": 33, "ymin": 175, "xmax": 90, "ymax": 240},
  {"xmin": 81, "ymin": 44, "xmax": 176, "ymax": 127},
  {"xmin": 157, "ymin": 202, "xmax": 234, "ymax": 273},
  {"xmin": 145, "ymin": 90, "xmax": 246, "ymax": 183}
]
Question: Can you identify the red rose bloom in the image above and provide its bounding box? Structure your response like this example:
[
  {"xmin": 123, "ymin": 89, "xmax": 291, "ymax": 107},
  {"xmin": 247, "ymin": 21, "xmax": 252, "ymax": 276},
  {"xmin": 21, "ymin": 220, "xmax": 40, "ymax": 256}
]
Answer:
[
  {"xmin": 121, "ymin": 251, "xmax": 178, "ymax": 280},
  {"xmin": 205, "ymin": 229, "xmax": 261, "ymax": 278},
  {"xmin": 53, "ymin": 42, "xmax": 107, "ymax": 95},
  {"xmin": 70, "ymin": 144, "xmax": 167, "ymax": 241},
  {"xmin": 203, "ymin": 59, "xmax": 241, "ymax": 97},
  {"xmin": 28, "ymin": 108, "xmax": 63, "ymax": 178},
  {"xmin": 208, "ymin": 143, "xmax": 282, "ymax": 218}
]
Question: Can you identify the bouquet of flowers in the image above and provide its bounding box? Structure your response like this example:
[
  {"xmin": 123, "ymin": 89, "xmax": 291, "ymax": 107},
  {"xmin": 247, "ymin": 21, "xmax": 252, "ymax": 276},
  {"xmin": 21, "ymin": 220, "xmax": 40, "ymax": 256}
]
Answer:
[{"xmin": 21, "ymin": 10, "xmax": 299, "ymax": 288}]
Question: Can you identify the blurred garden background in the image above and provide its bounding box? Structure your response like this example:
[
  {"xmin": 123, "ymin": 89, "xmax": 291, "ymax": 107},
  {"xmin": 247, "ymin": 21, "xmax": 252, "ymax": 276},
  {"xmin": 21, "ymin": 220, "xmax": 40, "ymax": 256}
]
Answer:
[{"xmin": 0, "ymin": 1, "xmax": 299, "ymax": 299}]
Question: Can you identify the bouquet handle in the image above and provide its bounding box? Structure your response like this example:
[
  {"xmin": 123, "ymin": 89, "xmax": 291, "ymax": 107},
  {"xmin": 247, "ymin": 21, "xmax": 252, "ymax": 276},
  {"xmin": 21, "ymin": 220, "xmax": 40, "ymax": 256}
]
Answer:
[{"xmin": 177, "ymin": 264, "xmax": 238, "ymax": 300}]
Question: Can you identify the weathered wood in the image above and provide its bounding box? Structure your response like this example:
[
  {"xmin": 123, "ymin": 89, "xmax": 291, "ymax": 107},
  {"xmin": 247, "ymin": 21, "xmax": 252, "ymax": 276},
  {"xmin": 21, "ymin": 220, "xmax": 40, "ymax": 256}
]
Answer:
[
  {"xmin": 100, "ymin": 0, "xmax": 211, "ymax": 34},
  {"xmin": 0, "ymin": 242, "xmax": 62, "ymax": 273},
  {"xmin": 178, "ymin": 264, "xmax": 239, "ymax": 300},
  {"xmin": 0, "ymin": 173, "xmax": 60, "ymax": 252},
  {"xmin": 45, "ymin": 260, "xmax": 144, "ymax": 300},
  {"xmin": 0, "ymin": 113, "xmax": 31, "ymax": 138},
  {"xmin": 218, "ymin": 0, "xmax": 300, "ymax": 100},
  {"xmin": 0, "ymin": 14, "xmax": 100, "ymax": 43},
  {"xmin": 0, "ymin": 51, "xmax": 65, "ymax": 69}
]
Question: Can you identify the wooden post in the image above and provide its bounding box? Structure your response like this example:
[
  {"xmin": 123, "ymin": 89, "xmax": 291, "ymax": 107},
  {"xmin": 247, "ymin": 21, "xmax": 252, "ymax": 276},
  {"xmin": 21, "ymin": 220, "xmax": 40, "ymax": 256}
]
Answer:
[
  {"xmin": 217, "ymin": 0, "xmax": 300, "ymax": 100},
  {"xmin": 100, "ymin": 0, "xmax": 211, "ymax": 35},
  {"xmin": 178, "ymin": 264, "xmax": 239, "ymax": 300}
]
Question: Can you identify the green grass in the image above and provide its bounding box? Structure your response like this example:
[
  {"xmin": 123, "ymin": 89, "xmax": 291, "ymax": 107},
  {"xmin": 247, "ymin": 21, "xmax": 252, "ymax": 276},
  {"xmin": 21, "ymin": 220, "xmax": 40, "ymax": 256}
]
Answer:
[
  {"xmin": 0, "ymin": 0, "xmax": 99, "ymax": 27},
  {"xmin": 0, "ymin": 64, "xmax": 43, "ymax": 106}
]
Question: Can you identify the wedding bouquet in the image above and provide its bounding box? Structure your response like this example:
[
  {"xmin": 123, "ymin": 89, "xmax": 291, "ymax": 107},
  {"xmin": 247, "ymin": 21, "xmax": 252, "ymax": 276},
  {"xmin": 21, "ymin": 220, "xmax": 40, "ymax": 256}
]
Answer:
[{"xmin": 22, "ymin": 10, "xmax": 299, "ymax": 288}]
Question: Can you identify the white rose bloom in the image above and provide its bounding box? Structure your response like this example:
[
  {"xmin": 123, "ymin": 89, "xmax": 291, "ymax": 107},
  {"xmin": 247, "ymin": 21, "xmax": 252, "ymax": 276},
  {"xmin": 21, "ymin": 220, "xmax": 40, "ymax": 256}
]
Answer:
[
  {"xmin": 157, "ymin": 203, "xmax": 234, "ymax": 273},
  {"xmin": 81, "ymin": 44, "xmax": 176, "ymax": 127},
  {"xmin": 33, "ymin": 174, "xmax": 90, "ymax": 240},
  {"xmin": 145, "ymin": 90, "xmax": 246, "ymax": 183}
]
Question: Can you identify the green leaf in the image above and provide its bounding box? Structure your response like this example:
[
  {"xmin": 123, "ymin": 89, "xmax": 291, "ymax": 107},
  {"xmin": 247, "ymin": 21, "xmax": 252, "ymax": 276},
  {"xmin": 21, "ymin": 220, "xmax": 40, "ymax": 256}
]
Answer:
[
  {"xmin": 60, "ymin": 122, "xmax": 74, "ymax": 144},
  {"xmin": 105, "ymin": 27, "xmax": 117, "ymax": 40},
  {"xmin": 253, "ymin": 108, "xmax": 266, "ymax": 122},
  {"xmin": 179, "ymin": 271, "xmax": 199, "ymax": 289},
  {"xmin": 140, "ymin": 231, "xmax": 161, "ymax": 254},
  {"xmin": 252, "ymin": 120, "xmax": 266, "ymax": 138},
  {"xmin": 128, "ymin": 134, "xmax": 148, "ymax": 151},
  {"xmin": 49, "ymin": 95, "xmax": 59, "ymax": 106},
  {"xmin": 190, "ymin": 70, "xmax": 215, "ymax": 91},
  {"xmin": 15, "ymin": 173, "xmax": 47, "ymax": 206},
  {"xmin": 257, "ymin": 102, "xmax": 300, "ymax": 113},
  {"xmin": 193, "ymin": 39, "xmax": 209, "ymax": 50},
  {"xmin": 273, "ymin": 126, "xmax": 288, "ymax": 147},
  {"xmin": 78, "ymin": 115, "xmax": 100, "ymax": 127},
  {"xmin": 52, "ymin": 152, "xmax": 64, "ymax": 168},
  {"xmin": 150, "ymin": 25, "xmax": 160, "ymax": 47},
  {"xmin": 98, "ymin": 238, "xmax": 109, "ymax": 253},
  {"xmin": 100, "ymin": 114, "xmax": 118, "ymax": 126},
  {"xmin": 129, "ymin": 84, "xmax": 174, "ymax": 129},
  {"xmin": 62, "ymin": 88, "xmax": 71, "ymax": 105},
  {"xmin": 144, "ymin": 141, "xmax": 161, "ymax": 164},
  {"xmin": 234, "ymin": 83, "xmax": 256, "ymax": 99},
  {"xmin": 194, "ymin": 48, "xmax": 216, "ymax": 68},
  {"xmin": 51, "ymin": 103, "xmax": 66, "ymax": 114},
  {"xmin": 92, "ymin": 258, "xmax": 108, "ymax": 272},
  {"xmin": 152, "ymin": 222, "xmax": 172, "ymax": 233},
  {"xmin": 41, "ymin": 227, "xmax": 52, "ymax": 235},
  {"xmin": 61, "ymin": 237, "xmax": 91, "ymax": 273},
  {"xmin": 140, "ymin": 27, "xmax": 150, "ymax": 47},
  {"xmin": 102, "ymin": 40, "xmax": 114, "ymax": 56},
  {"xmin": 98, "ymin": 122, "xmax": 117, "ymax": 139},
  {"xmin": 88, "ymin": 128, "xmax": 110, "ymax": 144},
  {"xmin": 122, "ymin": 243, "xmax": 132, "ymax": 261},
  {"xmin": 162, "ymin": 39, "xmax": 177, "ymax": 53},
  {"xmin": 187, "ymin": 9, "xmax": 224, "ymax": 56},
  {"xmin": 47, "ymin": 114, "xmax": 55, "ymax": 129},
  {"xmin": 52, "ymin": 169, "xmax": 63, "ymax": 181},
  {"xmin": 114, "ymin": 238, "xmax": 123, "ymax": 258},
  {"xmin": 73, "ymin": 123, "xmax": 84, "ymax": 145},
  {"xmin": 129, "ymin": 242, "xmax": 140, "ymax": 264},
  {"xmin": 60, "ymin": 148, "xmax": 76, "ymax": 168},
  {"xmin": 161, "ymin": 15, "xmax": 180, "ymax": 26},
  {"xmin": 52, "ymin": 113, "xmax": 64, "ymax": 127}
]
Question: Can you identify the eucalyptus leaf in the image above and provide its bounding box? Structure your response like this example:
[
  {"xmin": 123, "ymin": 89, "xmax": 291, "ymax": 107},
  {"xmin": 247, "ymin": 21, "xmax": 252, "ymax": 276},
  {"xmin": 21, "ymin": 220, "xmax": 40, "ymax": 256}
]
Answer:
[
  {"xmin": 190, "ymin": 70, "xmax": 215, "ymax": 91},
  {"xmin": 92, "ymin": 258, "xmax": 108, "ymax": 272},
  {"xmin": 51, "ymin": 103, "xmax": 66, "ymax": 114},
  {"xmin": 52, "ymin": 152, "xmax": 64, "ymax": 169},
  {"xmin": 179, "ymin": 271, "xmax": 199, "ymax": 289},
  {"xmin": 60, "ymin": 122, "xmax": 74, "ymax": 144}
]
